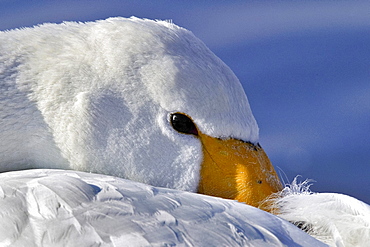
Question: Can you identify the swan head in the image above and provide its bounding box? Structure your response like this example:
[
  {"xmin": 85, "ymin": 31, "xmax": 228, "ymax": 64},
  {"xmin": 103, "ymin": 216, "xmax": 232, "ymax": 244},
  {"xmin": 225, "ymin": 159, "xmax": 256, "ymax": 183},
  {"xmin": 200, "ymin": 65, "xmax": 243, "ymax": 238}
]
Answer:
[{"xmin": 2, "ymin": 17, "xmax": 282, "ymax": 209}]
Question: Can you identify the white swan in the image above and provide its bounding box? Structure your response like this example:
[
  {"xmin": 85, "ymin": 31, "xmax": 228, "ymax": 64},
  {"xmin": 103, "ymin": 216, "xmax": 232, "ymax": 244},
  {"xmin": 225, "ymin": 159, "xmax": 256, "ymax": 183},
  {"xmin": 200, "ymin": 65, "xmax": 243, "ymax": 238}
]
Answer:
[{"xmin": 0, "ymin": 17, "xmax": 368, "ymax": 246}]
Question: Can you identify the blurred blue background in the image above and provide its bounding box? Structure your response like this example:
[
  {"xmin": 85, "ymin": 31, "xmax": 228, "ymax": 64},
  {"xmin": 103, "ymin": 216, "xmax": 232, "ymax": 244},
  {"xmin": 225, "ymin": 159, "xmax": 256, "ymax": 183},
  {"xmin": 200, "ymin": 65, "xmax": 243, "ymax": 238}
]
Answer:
[{"xmin": 1, "ymin": 0, "xmax": 369, "ymax": 203}]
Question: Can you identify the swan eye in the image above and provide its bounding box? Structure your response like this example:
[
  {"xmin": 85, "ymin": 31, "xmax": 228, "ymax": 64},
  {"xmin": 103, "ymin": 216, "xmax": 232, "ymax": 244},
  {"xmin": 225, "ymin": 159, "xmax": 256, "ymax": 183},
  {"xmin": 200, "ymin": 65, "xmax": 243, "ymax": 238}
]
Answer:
[{"xmin": 170, "ymin": 113, "xmax": 198, "ymax": 135}]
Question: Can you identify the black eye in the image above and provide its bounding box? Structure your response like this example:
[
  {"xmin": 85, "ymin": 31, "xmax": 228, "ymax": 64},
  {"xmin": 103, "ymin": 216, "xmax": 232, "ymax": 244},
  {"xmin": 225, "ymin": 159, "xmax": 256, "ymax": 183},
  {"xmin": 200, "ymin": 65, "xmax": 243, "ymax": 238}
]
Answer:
[{"xmin": 170, "ymin": 113, "xmax": 198, "ymax": 135}]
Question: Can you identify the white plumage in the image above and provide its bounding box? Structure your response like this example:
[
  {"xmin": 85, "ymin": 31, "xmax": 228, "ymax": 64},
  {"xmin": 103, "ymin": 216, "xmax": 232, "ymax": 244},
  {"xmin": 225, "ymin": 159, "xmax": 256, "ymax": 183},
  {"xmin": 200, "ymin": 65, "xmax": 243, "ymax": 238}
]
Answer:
[
  {"xmin": 0, "ymin": 17, "xmax": 369, "ymax": 246},
  {"xmin": 269, "ymin": 179, "xmax": 370, "ymax": 247},
  {"xmin": 0, "ymin": 169, "xmax": 324, "ymax": 246}
]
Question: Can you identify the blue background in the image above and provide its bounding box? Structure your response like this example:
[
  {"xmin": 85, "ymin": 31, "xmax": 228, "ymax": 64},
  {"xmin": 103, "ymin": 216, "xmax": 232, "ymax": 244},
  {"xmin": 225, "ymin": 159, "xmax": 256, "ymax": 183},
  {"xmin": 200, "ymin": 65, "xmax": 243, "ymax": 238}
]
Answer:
[{"xmin": 1, "ymin": 1, "xmax": 369, "ymax": 204}]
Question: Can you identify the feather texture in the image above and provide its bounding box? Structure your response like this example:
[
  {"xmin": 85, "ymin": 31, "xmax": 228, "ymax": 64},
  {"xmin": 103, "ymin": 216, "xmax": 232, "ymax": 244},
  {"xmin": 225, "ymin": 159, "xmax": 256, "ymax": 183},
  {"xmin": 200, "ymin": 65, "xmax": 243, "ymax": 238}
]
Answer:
[
  {"xmin": 0, "ymin": 169, "xmax": 326, "ymax": 246},
  {"xmin": 267, "ymin": 178, "xmax": 370, "ymax": 246}
]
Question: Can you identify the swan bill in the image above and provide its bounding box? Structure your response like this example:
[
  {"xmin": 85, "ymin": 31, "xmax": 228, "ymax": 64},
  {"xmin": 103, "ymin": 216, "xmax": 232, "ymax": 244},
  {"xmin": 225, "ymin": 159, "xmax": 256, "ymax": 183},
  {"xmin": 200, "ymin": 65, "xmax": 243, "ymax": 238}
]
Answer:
[{"xmin": 197, "ymin": 133, "xmax": 282, "ymax": 210}]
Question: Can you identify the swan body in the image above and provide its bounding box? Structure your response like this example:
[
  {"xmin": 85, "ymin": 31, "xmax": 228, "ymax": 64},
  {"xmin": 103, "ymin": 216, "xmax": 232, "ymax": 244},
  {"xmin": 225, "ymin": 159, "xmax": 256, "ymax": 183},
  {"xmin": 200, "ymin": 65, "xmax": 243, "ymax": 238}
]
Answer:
[{"xmin": 0, "ymin": 169, "xmax": 325, "ymax": 246}]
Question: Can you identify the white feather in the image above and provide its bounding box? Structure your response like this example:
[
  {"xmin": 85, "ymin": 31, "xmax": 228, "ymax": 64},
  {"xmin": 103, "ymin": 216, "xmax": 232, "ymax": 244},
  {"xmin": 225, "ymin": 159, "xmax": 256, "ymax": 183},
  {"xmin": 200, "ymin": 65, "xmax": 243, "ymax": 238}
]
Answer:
[
  {"xmin": 0, "ymin": 169, "xmax": 326, "ymax": 246},
  {"xmin": 267, "ymin": 177, "xmax": 370, "ymax": 246}
]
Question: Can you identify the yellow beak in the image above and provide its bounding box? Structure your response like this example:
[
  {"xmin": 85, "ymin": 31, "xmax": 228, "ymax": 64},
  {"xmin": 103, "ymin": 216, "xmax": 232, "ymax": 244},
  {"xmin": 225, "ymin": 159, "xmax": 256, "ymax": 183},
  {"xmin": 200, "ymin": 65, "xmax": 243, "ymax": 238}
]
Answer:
[{"xmin": 197, "ymin": 132, "xmax": 282, "ymax": 211}]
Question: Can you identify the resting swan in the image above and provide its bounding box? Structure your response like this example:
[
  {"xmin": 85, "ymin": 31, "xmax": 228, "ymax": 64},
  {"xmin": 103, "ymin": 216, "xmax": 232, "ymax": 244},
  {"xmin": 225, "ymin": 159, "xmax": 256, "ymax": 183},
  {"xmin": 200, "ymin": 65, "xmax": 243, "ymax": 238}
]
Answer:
[{"xmin": 0, "ymin": 17, "xmax": 368, "ymax": 246}]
